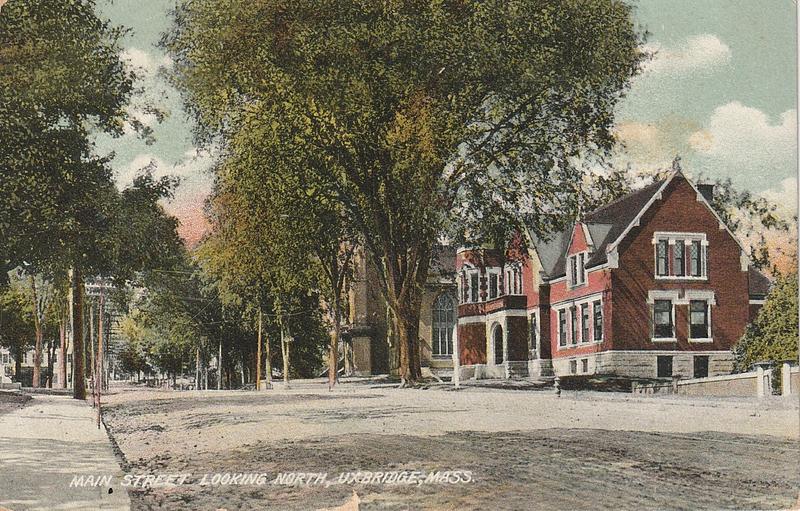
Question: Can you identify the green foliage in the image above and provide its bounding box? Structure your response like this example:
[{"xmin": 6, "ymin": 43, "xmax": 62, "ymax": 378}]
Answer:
[
  {"xmin": 0, "ymin": 0, "xmax": 138, "ymax": 277},
  {"xmin": 165, "ymin": 0, "xmax": 644, "ymax": 379},
  {"xmin": 0, "ymin": 280, "xmax": 35, "ymax": 359},
  {"xmin": 734, "ymin": 271, "xmax": 799, "ymax": 372}
]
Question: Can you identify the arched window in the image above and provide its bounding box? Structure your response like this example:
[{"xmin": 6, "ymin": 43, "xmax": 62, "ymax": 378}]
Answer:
[{"xmin": 432, "ymin": 293, "xmax": 455, "ymax": 357}]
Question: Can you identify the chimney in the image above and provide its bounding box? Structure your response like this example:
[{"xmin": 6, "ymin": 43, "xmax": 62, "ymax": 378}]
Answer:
[{"xmin": 697, "ymin": 183, "xmax": 714, "ymax": 203}]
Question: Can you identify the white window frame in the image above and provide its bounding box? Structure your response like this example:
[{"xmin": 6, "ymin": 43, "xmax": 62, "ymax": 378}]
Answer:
[
  {"xmin": 504, "ymin": 263, "xmax": 523, "ymax": 296},
  {"xmin": 568, "ymin": 252, "xmax": 589, "ymax": 288},
  {"xmin": 686, "ymin": 290, "xmax": 715, "ymax": 343},
  {"xmin": 652, "ymin": 232, "xmax": 708, "ymax": 281},
  {"xmin": 431, "ymin": 293, "xmax": 456, "ymax": 357},
  {"xmin": 486, "ymin": 268, "xmax": 501, "ymax": 300},
  {"xmin": 647, "ymin": 290, "xmax": 678, "ymax": 342},
  {"xmin": 461, "ymin": 267, "xmax": 480, "ymax": 304},
  {"xmin": 554, "ymin": 293, "xmax": 604, "ymax": 351}
]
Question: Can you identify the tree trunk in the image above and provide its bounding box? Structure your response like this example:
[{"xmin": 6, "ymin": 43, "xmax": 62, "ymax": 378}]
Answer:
[
  {"xmin": 328, "ymin": 295, "xmax": 341, "ymax": 390},
  {"xmin": 396, "ymin": 303, "xmax": 422, "ymax": 385},
  {"xmin": 30, "ymin": 276, "xmax": 42, "ymax": 388},
  {"xmin": 46, "ymin": 337, "xmax": 55, "ymax": 388},
  {"xmin": 256, "ymin": 311, "xmax": 262, "ymax": 390},
  {"xmin": 96, "ymin": 289, "xmax": 104, "ymax": 429},
  {"xmin": 59, "ymin": 315, "xmax": 67, "ymax": 388},
  {"xmin": 264, "ymin": 331, "xmax": 272, "ymax": 388},
  {"xmin": 72, "ymin": 268, "xmax": 86, "ymax": 400},
  {"xmin": 13, "ymin": 346, "xmax": 22, "ymax": 382},
  {"xmin": 217, "ymin": 339, "xmax": 222, "ymax": 390},
  {"xmin": 280, "ymin": 328, "xmax": 290, "ymax": 388}
]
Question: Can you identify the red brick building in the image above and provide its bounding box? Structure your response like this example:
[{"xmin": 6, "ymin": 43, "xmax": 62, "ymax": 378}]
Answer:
[{"xmin": 455, "ymin": 170, "xmax": 771, "ymax": 379}]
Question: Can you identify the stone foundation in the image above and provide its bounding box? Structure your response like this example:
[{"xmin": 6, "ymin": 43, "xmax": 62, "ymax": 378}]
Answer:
[{"xmin": 552, "ymin": 350, "xmax": 735, "ymax": 379}]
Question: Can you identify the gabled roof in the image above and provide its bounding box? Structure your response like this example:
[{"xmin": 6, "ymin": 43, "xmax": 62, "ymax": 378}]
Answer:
[{"xmin": 530, "ymin": 178, "xmax": 666, "ymax": 278}]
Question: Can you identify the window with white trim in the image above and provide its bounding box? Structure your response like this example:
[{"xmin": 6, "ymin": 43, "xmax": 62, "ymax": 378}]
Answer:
[
  {"xmin": 581, "ymin": 303, "xmax": 590, "ymax": 344},
  {"xmin": 558, "ymin": 310, "xmax": 567, "ymax": 347},
  {"xmin": 653, "ymin": 299, "xmax": 674, "ymax": 339},
  {"xmin": 653, "ymin": 233, "xmax": 707, "ymax": 279},
  {"xmin": 593, "ymin": 300, "xmax": 603, "ymax": 341},
  {"xmin": 568, "ymin": 252, "xmax": 588, "ymax": 287},
  {"xmin": 570, "ymin": 306, "xmax": 578, "ymax": 345},
  {"xmin": 432, "ymin": 294, "xmax": 455, "ymax": 357},
  {"xmin": 460, "ymin": 268, "xmax": 480, "ymax": 304},
  {"xmin": 689, "ymin": 300, "xmax": 710, "ymax": 340},
  {"xmin": 529, "ymin": 313, "xmax": 538, "ymax": 356},
  {"xmin": 487, "ymin": 269, "xmax": 500, "ymax": 300},
  {"xmin": 504, "ymin": 264, "xmax": 523, "ymax": 295}
]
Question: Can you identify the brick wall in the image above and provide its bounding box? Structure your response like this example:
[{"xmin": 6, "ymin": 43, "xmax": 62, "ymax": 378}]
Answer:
[
  {"xmin": 458, "ymin": 323, "xmax": 486, "ymax": 365},
  {"xmin": 611, "ymin": 175, "xmax": 750, "ymax": 352}
]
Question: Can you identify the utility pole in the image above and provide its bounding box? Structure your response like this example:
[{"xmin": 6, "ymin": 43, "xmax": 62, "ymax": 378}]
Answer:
[
  {"xmin": 89, "ymin": 302, "xmax": 95, "ymax": 407},
  {"xmin": 96, "ymin": 282, "xmax": 104, "ymax": 429},
  {"xmin": 256, "ymin": 310, "xmax": 262, "ymax": 390},
  {"xmin": 217, "ymin": 339, "xmax": 222, "ymax": 390},
  {"xmin": 195, "ymin": 347, "xmax": 201, "ymax": 392}
]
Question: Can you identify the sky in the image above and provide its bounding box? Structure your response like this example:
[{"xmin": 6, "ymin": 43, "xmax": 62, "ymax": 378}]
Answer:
[{"xmin": 94, "ymin": 0, "xmax": 798, "ymax": 246}]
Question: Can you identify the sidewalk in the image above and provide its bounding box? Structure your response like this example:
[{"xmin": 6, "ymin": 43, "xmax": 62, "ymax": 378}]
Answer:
[{"xmin": 0, "ymin": 395, "xmax": 130, "ymax": 510}]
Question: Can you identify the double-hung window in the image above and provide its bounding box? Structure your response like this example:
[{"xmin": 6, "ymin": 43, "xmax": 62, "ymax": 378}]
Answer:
[
  {"xmin": 654, "ymin": 233, "xmax": 707, "ymax": 279},
  {"xmin": 690, "ymin": 240, "xmax": 703, "ymax": 277},
  {"xmin": 689, "ymin": 300, "xmax": 710, "ymax": 339},
  {"xmin": 558, "ymin": 310, "xmax": 567, "ymax": 346},
  {"xmin": 469, "ymin": 272, "xmax": 479, "ymax": 303},
  {"xmin": 568, "ymin": 252, "xmax": 587, "ymax": 287},
  {"xmin": 488, "ymin": 270, "xmax": 499, "ymax": 300},
  {"xmin": 570, "ymin": 306, "xmax": 578, "ymax": 344},
  {"xmin": 674, "ymin": 241, "xmax": 685, "ymax": 276},
  {"xmin": 653, "ymin": 300, "xmax": 674, "ymax": 339},
  {"xmin": 656, "ymin": 240, "xmax": 669, "ymax": 276},
  {"xmin": 593, "ymin": 300, "xmax": 603, "ymax": 341},
  {"xmin": 581, "ymin": 303, "xmax": 590, "ymax": 343}
]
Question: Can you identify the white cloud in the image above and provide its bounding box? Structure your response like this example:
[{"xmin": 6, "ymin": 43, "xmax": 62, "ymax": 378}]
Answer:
[
  {"xmin": 120, "ymin": 47, "xmax": 173, "ymax": 79},
  {"xmin": 116, "ymin": 148, "xmax": 215, "ymax": 193},
  {"xmin": 688, "ymin": 102, "xmax": 797, "ymax": 191},
  {"xmin": 643, "ymin": 34, "xmax": 732, "ymax": 75},
  {"xmin": 760, "ymin": 177, "xmax": 798, "ymax": 215}
]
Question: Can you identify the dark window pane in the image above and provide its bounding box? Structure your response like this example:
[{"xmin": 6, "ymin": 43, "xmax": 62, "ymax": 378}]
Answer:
[
  {"xmin": 690, "ymin": 241, "xmax": 702, "ymax": 276},
  {"xmin": 657, "ymin": 356, "xmax": 673, "ymax": 377},
  {"xmin": 674, "ymin": 241, "xmax": 685, "ymax": 276},
  {"xmin": 653, "ymin": 300, "xmax": 673, "ymax": 338},
  {"xmin": 593, "ymin": 301, "xmax": 603, "ymax": 341},
  {"xmin": 656, "ymin": 240, "xmax": 669, "ymax": 276},
  {"xmin": 693, "ymin": 356, "xmax": 709, "ymax": 378},
  {"xmin": 581, "ymin": 304, "xmax": 590, "ymax": 342},
  {"xmin": 689, "ymin": 300, "xmax": 708, "ymax": 338},
  {"xmin": 559, "ymin": 310, "xmax": 567, "ymax": 346},
  {"xmin": 571, "ymin": 307, "xmax": 578, "ymax": 344}
]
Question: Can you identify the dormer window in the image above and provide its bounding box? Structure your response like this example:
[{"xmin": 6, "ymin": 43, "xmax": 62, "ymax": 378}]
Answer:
[
  {"xmin": 653, "ymin": 233, "xmax": 707, "ymax": 279},
  {"xmin": 568, "ymin": 252, "xmax": 587, "ymax": 287}
]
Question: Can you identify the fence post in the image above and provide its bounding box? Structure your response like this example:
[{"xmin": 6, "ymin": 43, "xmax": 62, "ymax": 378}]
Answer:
[
  {"xmin": 782, "ymin": 363, "xmax": 791, "ymax": 396},
  {"xmin": 756, "ymin": 366, "xmax": 765, "ymax": 398}
]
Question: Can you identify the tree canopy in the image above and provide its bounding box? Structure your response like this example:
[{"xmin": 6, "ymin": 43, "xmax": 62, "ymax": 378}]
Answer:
[{"xmin": 165, "ymin": 0, "xmax": 645, "ymax": 382}]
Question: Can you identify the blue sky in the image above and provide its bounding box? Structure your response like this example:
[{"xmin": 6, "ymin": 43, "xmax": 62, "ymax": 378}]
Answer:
[{"xmin": 94, "ymin": 0, "xmax": 798, "ymax": 242}]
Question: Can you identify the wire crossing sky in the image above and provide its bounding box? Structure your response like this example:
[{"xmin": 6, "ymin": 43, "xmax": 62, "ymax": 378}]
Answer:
[{"xmin": 94, "ymin": 0, "xmax": 798, "ymax": 244}]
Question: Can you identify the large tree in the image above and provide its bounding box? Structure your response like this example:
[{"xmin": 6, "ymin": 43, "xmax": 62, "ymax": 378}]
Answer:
[
  {"xmin": 1, "ymin": 0, "xmax": 141, "ymax": 398},
  {"xmin": 166, "ymin": 0, "xmax": 644, "ymax": 382},
  {"xmin": 733, "ymin": 269, "xmax": 799, "ymax": 372}
]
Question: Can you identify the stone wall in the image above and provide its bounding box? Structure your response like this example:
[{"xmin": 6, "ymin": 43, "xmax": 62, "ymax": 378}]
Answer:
[{"xmin": 552, "ymin": 350, "xmax": 734, "ymax": 378}]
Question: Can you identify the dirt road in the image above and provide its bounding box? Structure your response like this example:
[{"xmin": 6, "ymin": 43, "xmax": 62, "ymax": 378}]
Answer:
[{"xmin": 102, "ymin": 381, "xmax": 800, "ymax": 510}]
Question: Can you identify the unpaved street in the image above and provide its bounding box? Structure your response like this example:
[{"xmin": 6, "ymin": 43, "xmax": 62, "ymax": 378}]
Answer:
[{"xmin": 102, "ymin": 380, "xmax": 800, "ymax": 510}]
